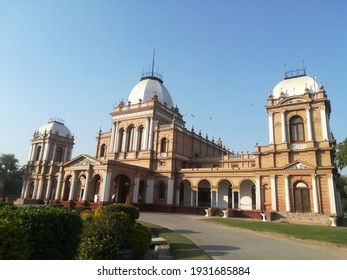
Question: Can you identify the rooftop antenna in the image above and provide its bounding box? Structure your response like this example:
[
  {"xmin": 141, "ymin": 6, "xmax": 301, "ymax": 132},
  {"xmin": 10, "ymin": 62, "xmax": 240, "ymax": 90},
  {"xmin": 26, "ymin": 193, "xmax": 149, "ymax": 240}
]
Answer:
[
  {"xmin": 302, "ymin": 59, "xmax": 306, "ymax": 75},
  {"xmin": 284, "ymin": 63, "xmax": 287, "ymax": 77},
  {"xmin": 151, "ymin": 49, "xmax": 156, "ymax": 76}
]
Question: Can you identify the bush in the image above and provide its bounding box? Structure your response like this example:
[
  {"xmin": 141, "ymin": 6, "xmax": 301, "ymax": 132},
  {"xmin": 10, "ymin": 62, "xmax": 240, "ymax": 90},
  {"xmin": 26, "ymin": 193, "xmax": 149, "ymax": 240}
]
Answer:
[
  {"xmin": 130, "ymin": 222, "xmax": 151, "ymax": 259},
  {"xmin": 74, "ymin": 205, "xmax": 91, "ymax": 215},
  {"xmin": 96, "ymin": 203, "xmax": 139, "ymax": 223},
  {"xmin": 0, "ymin": 206, "xmax": 83, "ymax": 259},
  {"xmin": 0, "ymin": 219, "xmax": 31, "ymax": 259},
  {"xmin": 342, "ymin": 198, "xmax": 347, "ymax": 212},
  {"xmin": 78, "ymin": 211, "xmax": 133, "ymax": 260}
]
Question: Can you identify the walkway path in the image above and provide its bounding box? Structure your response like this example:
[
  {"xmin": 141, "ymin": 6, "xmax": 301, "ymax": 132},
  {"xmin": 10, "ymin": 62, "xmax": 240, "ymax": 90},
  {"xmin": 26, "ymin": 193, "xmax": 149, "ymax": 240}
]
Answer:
[{"xmin": 139, "ymin": 212, "xmax": 347, "ymax": 260}]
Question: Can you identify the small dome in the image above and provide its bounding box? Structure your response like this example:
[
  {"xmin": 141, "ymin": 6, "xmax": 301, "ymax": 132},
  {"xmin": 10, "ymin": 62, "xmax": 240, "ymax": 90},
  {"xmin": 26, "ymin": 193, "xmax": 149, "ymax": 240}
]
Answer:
[
  {"xmin": 127, "ymin": 76, "xmax": 174, "ymax": 108},
  {"xmin": 38, "ymin": 120, "xmax": 72, "ymax": 137},
  {"xmin": 272, "ymin": 75, "xmax": 319, "ymax": 99}
]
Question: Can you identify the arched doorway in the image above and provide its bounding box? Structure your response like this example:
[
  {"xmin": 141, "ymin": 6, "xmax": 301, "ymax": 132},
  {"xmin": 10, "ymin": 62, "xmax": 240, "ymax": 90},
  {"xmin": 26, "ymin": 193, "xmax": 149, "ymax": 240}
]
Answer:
[
  {"xmin": 113, "ymin": 174, "xmax": 130, "ymax": 203},
  {"xmin": 293, "ymin": 181, "xmax": 310, "ymax": 213},
  {"xmin": 77, "ymin": 175, "xmax": 86, "ymax": 201},
  {"xmin": 179, "ymin": 180, "xmax": 191, "ymax": 206},
  {"xmin": 91, "ymin": 175, "xmax": 101, "ymax": 202},
  {"xmin": 198, "ymin": 179, "xmax": 211, "ymax": 207},
  {"xmin": 240, "ymin": 180, "xmax": 255, "ymax": 210}
]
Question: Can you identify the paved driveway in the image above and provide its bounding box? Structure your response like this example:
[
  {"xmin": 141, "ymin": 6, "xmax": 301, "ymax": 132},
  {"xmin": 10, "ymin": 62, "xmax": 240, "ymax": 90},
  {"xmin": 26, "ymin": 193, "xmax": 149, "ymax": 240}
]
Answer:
[{"xmin": 139, "ymin": 212, "xmax": 347, "ymax": 260}]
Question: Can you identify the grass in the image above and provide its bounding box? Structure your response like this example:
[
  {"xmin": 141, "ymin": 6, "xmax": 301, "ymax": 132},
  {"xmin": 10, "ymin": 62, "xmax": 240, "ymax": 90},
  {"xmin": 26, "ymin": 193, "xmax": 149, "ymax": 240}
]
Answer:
[
  {"xmin": 139, "ymin": 221, "xmax": 211, "ymax": 260},
  {"xmin": 203, "ymin": 217, "xmax": 347, "ymax": 247}
]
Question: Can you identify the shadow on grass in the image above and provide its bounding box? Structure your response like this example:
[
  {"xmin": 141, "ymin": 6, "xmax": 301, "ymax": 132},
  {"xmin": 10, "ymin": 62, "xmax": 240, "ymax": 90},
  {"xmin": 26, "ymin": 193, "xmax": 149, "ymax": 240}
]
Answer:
[{"xmin": 140, "ymin": 221, "xmax": 211, "ymax": 260}]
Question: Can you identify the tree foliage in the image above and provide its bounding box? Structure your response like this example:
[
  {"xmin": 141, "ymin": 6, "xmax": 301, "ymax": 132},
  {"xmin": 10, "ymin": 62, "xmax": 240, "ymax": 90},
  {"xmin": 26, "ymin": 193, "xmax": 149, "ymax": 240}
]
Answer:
[
  {"xmin": 0, "ymin": 154, "xmax": 24, "ymax": 199},
  {"xmin": 335, "ymin": 138, "xmax": 347, "ymax": 171}
]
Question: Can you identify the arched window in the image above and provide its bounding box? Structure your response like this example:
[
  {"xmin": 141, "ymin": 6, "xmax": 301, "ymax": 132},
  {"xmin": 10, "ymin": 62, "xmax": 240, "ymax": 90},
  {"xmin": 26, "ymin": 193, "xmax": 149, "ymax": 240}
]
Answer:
[
  {"xmin": 127, "ymin": 126, "xmax": 135, "ymax": 151},
  {"xmin": 35, "ymin": 146, "xmax": 42, "ymax": 161},
  {"xmin": 54, "ymin": 147, "xmax": 63, "ymax": 161},
  {"xmin": 138, "ymin": 126, "xmax": 144, "ymax": 150},
  {"xmin": 100, "ymin": 144, "xmax": 106, "ymax": 157},
  {"xmin": 158, "ymin": 182, "xmax": 166, "ymax": 199},
  {"xmin": 161, "ymin": 137, "xmax": 167, "ymax": 153},
  {"xmin": 290, "ymin": 116, "xmax": 304, "ymax": 142},
  {"xmin": 293, "ymin": 181, "xmax": 310, "ymax": 213}
]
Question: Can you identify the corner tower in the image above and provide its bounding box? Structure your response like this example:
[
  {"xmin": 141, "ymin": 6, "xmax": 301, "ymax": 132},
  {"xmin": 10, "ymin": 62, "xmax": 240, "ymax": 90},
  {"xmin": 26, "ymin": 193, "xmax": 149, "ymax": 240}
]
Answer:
[
  {"xmin": 18, "ymin": 119, "xmax": 74, "ymax": 204},
  {"xmin": 257, "ymin": 69, "xmax": 341, "ymax": 220}
]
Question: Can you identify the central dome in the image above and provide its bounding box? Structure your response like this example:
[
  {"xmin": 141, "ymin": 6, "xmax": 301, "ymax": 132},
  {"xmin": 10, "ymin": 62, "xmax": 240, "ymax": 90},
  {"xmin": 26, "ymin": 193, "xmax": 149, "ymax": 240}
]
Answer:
[{"xmin": 127, "ymin": 76, "xmax": 174, "ymax": 108}]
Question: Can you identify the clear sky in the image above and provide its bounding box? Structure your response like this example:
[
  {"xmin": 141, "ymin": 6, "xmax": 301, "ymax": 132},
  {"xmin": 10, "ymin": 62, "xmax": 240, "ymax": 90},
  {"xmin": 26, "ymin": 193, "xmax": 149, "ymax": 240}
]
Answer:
[{"xmin": 1, "ymin": 0, "xmax": 346, "ymax": 173}]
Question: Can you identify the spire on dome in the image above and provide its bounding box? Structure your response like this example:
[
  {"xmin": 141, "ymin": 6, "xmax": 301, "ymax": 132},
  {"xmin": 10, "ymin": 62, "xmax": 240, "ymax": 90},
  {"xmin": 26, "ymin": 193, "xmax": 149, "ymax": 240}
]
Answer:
[{"xmin": 141, "ymin": 50, "xmax": 163, "ymax": 83}]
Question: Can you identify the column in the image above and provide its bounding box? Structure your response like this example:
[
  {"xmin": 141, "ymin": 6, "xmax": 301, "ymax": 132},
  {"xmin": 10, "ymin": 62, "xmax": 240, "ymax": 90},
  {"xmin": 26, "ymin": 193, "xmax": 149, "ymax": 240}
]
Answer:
[
  {"xmin": 146, "ymin": 177, "xmax": 154, "ymax": 204},
  {"xmin": 54, "ymin": 172, "xmax": 63, "ymax": 200},
  {"xmin": 167, "ymin": 178, "xmax": 174, "ymax": 205},
  {"xmin": 82, "ymin": 167, "xmax": 91, "ymax": 201},
  {"xmin": 144, "ymin": 118, "xmax": 150, "ymax": 150},
  {"xmin": 237, "ymin": 191, "xmax": 241, "ymax": 209},
  {"xmin": 281, "ymin": 111, "xmax": 287, "ymax": 143},
  {"xmin": 109, "ymin": 122, "xmax": 116, "ymax": 152},
  {"xmin": 63, "ymin": 148, "xmax": 69, "ymax": 162},
  {"xmin": 190, "ymin": 189, "xmax": 194, "ymax": 206},
  {"xmin": 231, "ymin": 190, "xmax": 235, "ymax": 209},
  {"xmin": 195, "ymin": 190, "xmax": 199, "ymax": 207},
  {"xmin": 327, "ymin": 175, "xmax": 337, "ymax": 215},
  {"xmin": 28, "ymin": 144, "xmax": 34, "ymax": 161},
  {"xmin": 45, "ymin": 178, "xmax": 52, "ymax": 200},
  {"xmin": 210, "ymin": 190, "xmax": 213, "ymax": 207},
  {"xmin": 284, "ymin": 175, "xmax": 290, "ymax": 212},
  {"xmin": 22, "ymin": 180, "xmax": 30, "ymax": 198},
  {"xmin": 311, "ymin": 175, "xmax": 319, "ymax": 213},
  {"xmin": 270, "ymin": 175, "xmax": 277, "ymax": 211},
  {"xmin": 68, "ymin": 171, "xmax": 77, "ymax": 201},
  {"xmin": 215, "ymin": 190, "xmax": 219, "ymax": 207},
  {"xmin": 255, "ymin": 176, "xmax": 261, "ymax": 210},
  {"xmin": 320, "ymin": 106, "xmax": 329, "ymax": 140},
  {"xmin": 133, "ymin": 175, "xmax": 140, "ymax": 203},
  {"xmin": 148, "ymin": 118, "xmax": 154, "ymax": 150},
  {"xmin": 113, "ymin": 122, "xmax": 119, "ymax": 152},
  {"xmin": 101, "ymin": 169, "xmax": 112, "ymax": 202},
  {"xmin": 268, "ymin": 112, "xmax": 274, "ymax": 144},
  {"xmin": 306, "ymin": 107, "xmax": 313, "ymax": 141},
  {"xmin": 175, "ymin": 188, "xmax": 180, "ymax": 206}
]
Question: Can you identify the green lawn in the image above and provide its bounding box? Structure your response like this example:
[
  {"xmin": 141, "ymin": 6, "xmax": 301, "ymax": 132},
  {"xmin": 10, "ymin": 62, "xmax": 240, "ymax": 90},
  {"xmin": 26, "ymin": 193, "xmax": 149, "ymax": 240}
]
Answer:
[
  {"xmin": 204, "ymin": 218, "xmax": 347, "ymax": 247},
  {"xmin": 140, "ymin": 221, "xmax": 211, "ymax": 260}
]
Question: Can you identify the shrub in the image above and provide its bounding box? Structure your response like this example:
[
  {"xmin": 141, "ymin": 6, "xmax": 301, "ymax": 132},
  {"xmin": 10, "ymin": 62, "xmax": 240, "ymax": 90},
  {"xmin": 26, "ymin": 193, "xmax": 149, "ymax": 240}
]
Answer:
[
  {"xmin": 74, "ymin": 205, "xmax": 91, "ymax": 215},
  {"xmin": 130, "ymin": 222, "xmax": 152, "ymax": 259},
  {"xmin": 78, "ymin": 211, "xmax": 133, "ymax": 260},
  {"xmin": 96, "ymin": 203, "xmax": 139, "ymax": 223},
  {"xmin": 0, "ymin": 206, "xmax": 83, "ymax": 259},
  {"xmin": 0, "ymin": 219, "xmax": 31, "ymax": 259}
]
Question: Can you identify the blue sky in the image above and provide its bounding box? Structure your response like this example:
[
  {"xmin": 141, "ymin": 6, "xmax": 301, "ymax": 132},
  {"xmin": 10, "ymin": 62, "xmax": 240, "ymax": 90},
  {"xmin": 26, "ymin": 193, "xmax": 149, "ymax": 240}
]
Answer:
[{"xmin": 1, "ymin": 0, "xmax": 346, "ymax": 173}]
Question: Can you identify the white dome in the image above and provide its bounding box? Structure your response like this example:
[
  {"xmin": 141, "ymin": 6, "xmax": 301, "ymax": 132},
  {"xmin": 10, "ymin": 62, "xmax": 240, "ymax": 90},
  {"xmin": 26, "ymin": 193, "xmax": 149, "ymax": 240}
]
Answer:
[
  {"xmin": 38, "ymin": 120, "xmax": 72, "ymax": 137},
  {"xmin": 127, "ymin": 77, "xmax": 174, "ymax": 108},
  {"xmin": 272, "ymin": 75, "xmax": 319, "ymax": 99}
]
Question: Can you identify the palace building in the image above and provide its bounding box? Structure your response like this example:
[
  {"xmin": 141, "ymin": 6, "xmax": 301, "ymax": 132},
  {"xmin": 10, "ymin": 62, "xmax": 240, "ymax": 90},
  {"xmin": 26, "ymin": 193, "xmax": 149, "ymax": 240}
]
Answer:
[{"xmin": 17, "ymin": 67, "xmax": 343, "ymax": 224}]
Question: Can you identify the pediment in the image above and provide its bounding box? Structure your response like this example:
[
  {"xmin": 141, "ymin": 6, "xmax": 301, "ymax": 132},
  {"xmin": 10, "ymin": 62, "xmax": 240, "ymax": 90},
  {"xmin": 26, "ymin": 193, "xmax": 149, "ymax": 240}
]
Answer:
[
  {"xmin": 284, "ymin": 161, "xmax": 313, "ymax": 170},
  {"xmin": 64, "ymin": 154, "xmax": 101, "ymax": 167}
]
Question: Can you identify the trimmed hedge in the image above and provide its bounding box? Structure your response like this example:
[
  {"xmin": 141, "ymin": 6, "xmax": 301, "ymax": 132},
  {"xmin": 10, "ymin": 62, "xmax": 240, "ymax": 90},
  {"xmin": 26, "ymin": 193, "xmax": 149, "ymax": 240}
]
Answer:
[
  {"xmin": 0, "ymin": 219, "xmax": 31, "ymax": 259},
  {"xmin": 130, "ymin": 222, "xmax": 151, "ymax": 259},
  {"xmin": 96, "ymin": 203, "xmax": 139, "ymax": 223},
  {"xmin": 78, "ymin": 211, "xmax": 133, "ymax": 260},
  {"xmin": 0, "ymin": 206, "xmax": 83, "ymax": 259}
]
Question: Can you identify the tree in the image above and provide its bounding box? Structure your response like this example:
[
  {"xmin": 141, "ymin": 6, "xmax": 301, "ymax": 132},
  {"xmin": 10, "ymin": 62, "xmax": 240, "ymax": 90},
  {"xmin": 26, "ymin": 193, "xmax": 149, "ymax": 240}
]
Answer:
[
  {"xmin": 335, "ymin": 137, "xmax": 347, "ymax": 171},
  {"xmin": 0, "ymin": 154, "xmax": 24, "ymax": 200}
]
